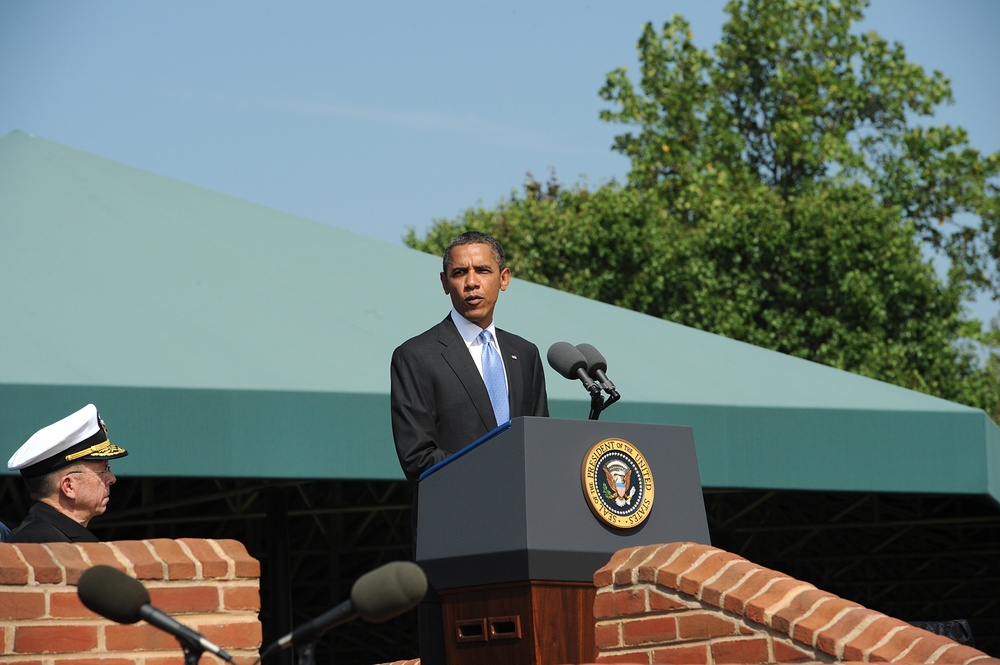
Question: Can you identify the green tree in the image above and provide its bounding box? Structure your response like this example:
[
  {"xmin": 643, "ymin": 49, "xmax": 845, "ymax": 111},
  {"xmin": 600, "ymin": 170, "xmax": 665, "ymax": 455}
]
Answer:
[
  {"xmin": 407, "ymin": 0, "xmax": 1000, "ymax": 418},
  {"xmin": 598, "ymin": 0, "xmax": 1000, "ymax": 310}
]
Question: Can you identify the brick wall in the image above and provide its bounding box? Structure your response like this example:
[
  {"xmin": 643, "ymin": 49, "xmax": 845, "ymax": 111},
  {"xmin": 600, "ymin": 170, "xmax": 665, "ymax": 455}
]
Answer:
[
  {"xmin": 0, "ymin": 538, "xmax": 262, "ymax": 664},
  {"xmin": 593, "ymin": 542, "xmax": 1000, "ymax": 665}
]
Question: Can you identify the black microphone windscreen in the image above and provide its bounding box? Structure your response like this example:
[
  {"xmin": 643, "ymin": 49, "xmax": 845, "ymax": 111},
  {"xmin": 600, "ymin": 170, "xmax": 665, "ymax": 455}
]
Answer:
[
  {"xmin": 575, "ymin": 343, "xmax": 608, "ymax": 374},
  {"xmin": 351, "ymin": 561, "xmax": 428, "ymax": 623},
  {"xmin": 546, "ymin": 342, "xmax": 587, "ymax": 379},
  {"xmin": 78, "ymin": 565, "xmax": 150, "ymax": 624}
]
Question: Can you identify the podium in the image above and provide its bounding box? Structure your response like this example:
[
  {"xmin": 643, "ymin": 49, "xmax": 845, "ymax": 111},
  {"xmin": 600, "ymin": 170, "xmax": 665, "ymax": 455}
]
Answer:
[{"xmin": 417, "ymin": 417, "xmax": 710, "ymax": 665}]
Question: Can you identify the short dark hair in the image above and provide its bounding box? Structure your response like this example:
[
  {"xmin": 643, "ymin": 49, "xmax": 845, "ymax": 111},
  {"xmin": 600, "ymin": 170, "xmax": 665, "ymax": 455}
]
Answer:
[
  {"xmin": 442, "ymin": 231, "xmax": 506, "ymax": 273},
  {"xmin": 24, "ymin": 466, "xmax": 74, "ymax": 502}
]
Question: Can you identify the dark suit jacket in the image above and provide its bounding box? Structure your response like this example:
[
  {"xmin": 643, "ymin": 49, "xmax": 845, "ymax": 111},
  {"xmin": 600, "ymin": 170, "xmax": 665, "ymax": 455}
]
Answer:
[
  {"xmin": 391, "ymin": 315, "xmax": 548, "ymax": 482},
  {"xmin": 6, "ymin": 501, "xmax": 99, "ymax": 543}
]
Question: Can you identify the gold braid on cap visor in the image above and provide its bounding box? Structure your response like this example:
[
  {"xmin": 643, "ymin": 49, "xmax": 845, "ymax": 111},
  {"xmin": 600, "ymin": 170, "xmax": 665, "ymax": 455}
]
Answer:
[{"xmin": 64, "ymin": 440, "xmax": 112, "ymax": 462}]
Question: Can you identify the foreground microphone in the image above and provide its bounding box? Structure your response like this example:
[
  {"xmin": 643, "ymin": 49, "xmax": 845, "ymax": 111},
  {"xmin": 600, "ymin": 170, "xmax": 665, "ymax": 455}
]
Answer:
[
  {"xmin": 576, "ymin": 343, "xmax": 620, "ymax": 398},
  {"xmin": 78, "ymin": 565, "xmax": 233, "ymax": 663},
  {"xmin": 547, "ymin": 342, "xmax": 601, "ymax": 395},
  {"xmin": 261, "ymin": 561, "xmax": 427, "ymax": 659}
]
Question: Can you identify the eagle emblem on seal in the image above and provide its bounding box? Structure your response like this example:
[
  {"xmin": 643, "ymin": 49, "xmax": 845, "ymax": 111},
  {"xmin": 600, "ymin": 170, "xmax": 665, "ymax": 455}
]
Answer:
[{"xmin": 602, "ymin": 459, "xmax": 636, "ymax": 507}]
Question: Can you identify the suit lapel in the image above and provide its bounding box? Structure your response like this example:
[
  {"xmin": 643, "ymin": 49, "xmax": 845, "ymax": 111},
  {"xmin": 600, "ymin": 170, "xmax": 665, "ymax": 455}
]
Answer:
[{"xmin": 436, "ymin": 317, "xmax": 497, "ymax": 430}]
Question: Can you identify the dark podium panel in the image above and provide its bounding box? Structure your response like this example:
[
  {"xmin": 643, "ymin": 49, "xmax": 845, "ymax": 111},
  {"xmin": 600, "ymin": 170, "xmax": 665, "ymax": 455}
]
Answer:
[{"xmin": 416, "ymin": 417, "xmax": 710, "ymax": 665}]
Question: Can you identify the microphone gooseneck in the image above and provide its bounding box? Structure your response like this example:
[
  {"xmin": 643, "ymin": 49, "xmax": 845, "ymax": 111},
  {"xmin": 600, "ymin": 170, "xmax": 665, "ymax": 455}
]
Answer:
[
  {"xmin": 77, "ymin": 565, "xmax": 234, "ymax": 663},
  {"xmin": 260, "ymin": 560, "xmax": 428, "ymax": 661}
]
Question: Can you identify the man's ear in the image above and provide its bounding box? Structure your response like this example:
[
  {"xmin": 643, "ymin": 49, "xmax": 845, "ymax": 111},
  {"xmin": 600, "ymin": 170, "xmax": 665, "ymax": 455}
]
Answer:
[
  {"xmin": 59, "ymin": 473, "xmax": 77, "ymax": 499},
  {"xmin": 499, "ymin": 267, "xmax": 511, "ymax": 292},
  {"xmin": 440, "ymin": 272, "xmax": 450, "ymax": 294}
]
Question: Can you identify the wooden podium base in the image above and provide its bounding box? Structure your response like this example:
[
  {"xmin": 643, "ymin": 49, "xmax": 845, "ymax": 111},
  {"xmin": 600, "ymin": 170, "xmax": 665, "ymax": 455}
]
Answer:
[{"xmin": 439, "ymin": 580, "xmax": 597, "ymax": 665}]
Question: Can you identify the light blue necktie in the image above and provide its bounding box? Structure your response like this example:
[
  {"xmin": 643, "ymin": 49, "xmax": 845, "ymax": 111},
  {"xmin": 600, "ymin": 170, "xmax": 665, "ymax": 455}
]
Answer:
[{"xmin": 480, "ymin": 329, "xmax": 509, "ymax": 424}]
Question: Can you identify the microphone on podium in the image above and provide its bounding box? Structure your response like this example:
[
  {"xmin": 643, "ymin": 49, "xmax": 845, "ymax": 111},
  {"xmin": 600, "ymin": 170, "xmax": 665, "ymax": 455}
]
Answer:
[
  {"xmin": 259, "ymin": 560, "xmax": 427, "ymax": 661},
  {"xmin": 547, "ymin": 341, "xmax": 621, "ymax": 419},
  {"xmin": 576, "ymin": 343, "xmax": 620, "ymax": 401},
  {"xmin": 77, "ymin": 565, "xmax": 234, "ymax": 663},
  {"xmin": 546, "ymin": 342, "xmax": 602, "ymax": 395}
]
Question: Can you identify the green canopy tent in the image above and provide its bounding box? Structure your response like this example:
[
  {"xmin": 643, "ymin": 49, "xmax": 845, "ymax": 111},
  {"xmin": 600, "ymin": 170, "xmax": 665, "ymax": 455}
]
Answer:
[
  {"xmin": 2, "ymin": 130, "xmax": 997, "ymax": 497},
  {"xmin": 4, "ymin": 131, "xmax": 999, "ymax": 655}
]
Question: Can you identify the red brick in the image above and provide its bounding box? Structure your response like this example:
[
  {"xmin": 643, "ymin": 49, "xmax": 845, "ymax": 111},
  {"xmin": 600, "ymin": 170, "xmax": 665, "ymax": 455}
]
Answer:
[
  {"xmin": 721, "ymin": 568, "xmax": 772, "ymax": 615},
  {"xmin": 0, "ymin": 590, "xmax": 46, "ymax": 619},
  {"xmin": 677, "ymin": 611, "xmax": 741, "ymax": 640},
  {"xmin": 772, "ymin": 639, "xmax": 815, "ymax": 661},
  {"xmin": 789, "ymin": 596, "xmax": 860, "ymax": 646},
  {"xmin": 861, "ymin": 623, "xmax": 921, "ymax": 662},
  {"xmin": 596, "ymin": 652, "xmax": 650, "ymax": 664},
  {"xmin": 178, "ymin": 538, "xmax": 230, "ymax": 578},
  {"xmin": 815, "ymin": 608, "xmax": 880, "ymax": 655},
  {"xmin": 651, "ymin": 643, "xmax": 711, "ymax": 664},
  {"xmin": 231, "ymin": 657, "xmax": 267, "ymax": 665},
  {"xmin": 677, "ymin": 548, "xmax": 745, "ymax": 598},
  {"xmin": 149, "ymin": 585, "xmax": 220, "ymax": 613},
  {"xmin": 649, "ymin": 588, "xmax": 696, "ymax": 612},
  {"xmin": 145, "ymin": 657, "xmax": 193, "ymax": 665},
  {"xmin": 840, "ymin": 617, "xmax": 909, "ymax": 661},
  {"xmin": 106, "ymin": 621, "xmax": 180, "ymax": 651},
  {"xmin": 45, "ymin": 542, "xmax": 90, "ymax": 584},
  {"xmin": 698, "ymin": 559, "xmax": 757, "ymax": 609},
  {"xmin": 943, "ymin": 648, "xmax": 1000, "ymax": 665},
  {"xmin": 622, "ymin": 616, "xmax": 677, "ymax": 645},
  {"xmin": 0, "ymin": 544, "xmax": 30, "ymax": 585},
  {"xmin": 222, "ymin": 585, "xmax": 260, "ymax": 612},
  {"xmin": 769, "ymin": 587, "xmax": 832, "ymax": 635},
  {"xmin": 711, "ymin": 636, "xmax": 770, "ymax": 663},
  {"xmin": 77, "ymin": 542, "xmax": 126, "ymax": 569},
  {"xmin": 147, "ymin": 538, "xmax": 198, "ymax": 580},
  {"xmin": 213, "ymin": 540, "xmax": 260, "ymax": 579},
  {"xmin": 595, "ymin": 621, "xmax": 622, "ymax": 649},
  {"xmin": 15, "ymin": 544, "xmax": 62, "ymax": 584},
  {"xmin": 617, "ymin": 544, "xmax": 665, "ymax": 586},
  {"xmin": 200, "ymin": 620, "xmax": 263, "ymax": 648},
  {"xmin": 650, "ymin": 543, "xmax": 705, "ymax": 590},
  {"xmin": 113, "ymin": 540, "xmax": 164, "ymax": 579},
  {"xmin": 595, "ymin": 587, "xmax": 648, "ymax": 618},
  {"xmin": 49, "ymin": 589, "xmax": 95, "ymax": 618},
  {"xmin": 14, "ymin": 624, "xmax": 98, "ymax": 653},
  {"xmin": 65, "ymin": 660, "xmax": 137, "ymax": 665},
  {"xmin": 595, "ymin": 545, "xmax": 643, "ymax": 588},
  {"xmin": 897, "ymin": 633, "xmax": 963, "ymax": 662},
  {"xmin": 744, "ymin": 577, "xmax": 812, "ymax": 624}
]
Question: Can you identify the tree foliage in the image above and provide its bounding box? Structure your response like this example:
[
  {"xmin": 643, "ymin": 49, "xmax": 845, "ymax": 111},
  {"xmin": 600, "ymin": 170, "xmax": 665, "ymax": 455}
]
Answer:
[{"xmin": 406, "ymin": 0, "xmax": 1000, "ymax": 418}]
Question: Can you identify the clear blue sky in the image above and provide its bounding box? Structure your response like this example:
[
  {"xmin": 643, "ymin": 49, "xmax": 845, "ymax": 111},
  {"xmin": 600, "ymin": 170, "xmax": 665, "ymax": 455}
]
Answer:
[{"xmin": 2, "ymin": 0, "xmax": 998, "ymax": 318}]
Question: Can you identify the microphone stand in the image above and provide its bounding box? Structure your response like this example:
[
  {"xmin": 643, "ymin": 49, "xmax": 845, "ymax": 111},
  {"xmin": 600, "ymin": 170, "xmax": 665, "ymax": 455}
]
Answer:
[
  {"xmin": 179, "ymin": 640, "xmax": 206, "ymax": 665},
  {"xmin": 297, "ymin": 641, "xmax": 317, "ymax": 665},
  {"xmin": 588, "ymin": 389, "xmax": 605, "ymax": 420},
  {"xmin": 588, "ymin": 389, "xmax": 621, "ymax": 421}
]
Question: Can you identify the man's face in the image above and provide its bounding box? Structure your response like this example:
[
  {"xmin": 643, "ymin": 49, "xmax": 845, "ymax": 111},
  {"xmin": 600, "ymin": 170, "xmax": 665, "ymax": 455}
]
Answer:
[
  {"xmin": 440, "ymin": 242, "xmax": 511, "ymax": 328},
  {"xmin": 66, "ymin": 460, "xmax": 117, "ymax": 522}
]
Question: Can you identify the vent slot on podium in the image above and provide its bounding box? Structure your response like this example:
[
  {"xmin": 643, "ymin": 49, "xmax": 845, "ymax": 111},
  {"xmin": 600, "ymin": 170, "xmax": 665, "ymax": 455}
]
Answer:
[
  {"xmin": 488, "ymin": 615, "xmax": 521, "ymax": 640},
  {"xmin": 455, "ymin": 618, "xmax": 487, "ymax": 642}
]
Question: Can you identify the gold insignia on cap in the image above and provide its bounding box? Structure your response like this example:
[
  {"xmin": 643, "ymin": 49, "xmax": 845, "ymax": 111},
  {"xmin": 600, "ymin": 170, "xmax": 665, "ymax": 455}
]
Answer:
[{"xmin": 64, "ymin": 440, "xmax": 112, "ymax": 462}]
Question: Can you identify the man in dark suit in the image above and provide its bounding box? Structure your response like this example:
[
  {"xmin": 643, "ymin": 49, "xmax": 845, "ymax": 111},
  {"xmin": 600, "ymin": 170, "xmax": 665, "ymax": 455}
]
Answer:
[
  {"xmin": 391, "ymin": 230, "xmax": 548, "ymax": 481},
  {"xmin": 390, "ymin": 231, "xmax": 548, "ymax": 664}
]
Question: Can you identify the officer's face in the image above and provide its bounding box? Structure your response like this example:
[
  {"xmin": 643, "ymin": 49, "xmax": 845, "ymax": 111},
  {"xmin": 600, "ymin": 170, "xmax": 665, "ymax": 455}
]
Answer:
[
  {"xmin": 67, "ymin": 461, "xmax": 116, "ymax": 522},
  {"xmin": 440, "ymin": 243, "xmax": 510, "ymax": 328}
]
